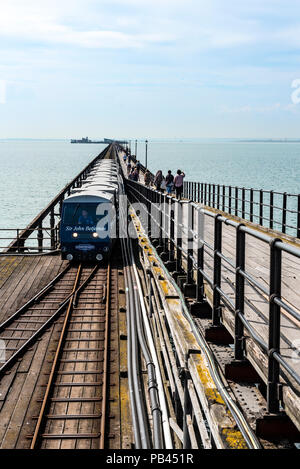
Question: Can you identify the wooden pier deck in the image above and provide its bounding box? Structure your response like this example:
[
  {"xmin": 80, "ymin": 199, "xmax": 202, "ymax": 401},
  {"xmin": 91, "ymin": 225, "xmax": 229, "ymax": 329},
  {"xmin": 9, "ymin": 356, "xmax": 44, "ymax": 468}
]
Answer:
[{"xmin": 0, "ymin": 255, "xmax": 67, "ymax": 324}]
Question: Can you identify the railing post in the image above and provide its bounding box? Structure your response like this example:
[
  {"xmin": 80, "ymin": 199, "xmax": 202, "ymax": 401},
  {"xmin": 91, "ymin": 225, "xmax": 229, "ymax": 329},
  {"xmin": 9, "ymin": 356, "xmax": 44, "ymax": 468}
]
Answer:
[
  {"xmin": 197, "ymin": 183, "xmax": 200, "ymax": 203},
  {"xmin": 50, "ymin": 208, "xmax": 55, "ymax": 250},
  {"xmin": 242, "ymin": 188, "xmax": 245, "ymax": 219},
  {"xmin": 208, "ymin": 184, "xmax": 211, "ymax": 207},
  {"xmin": 259, "ymin": 190, "xmax": 263, "ymax": 226},
  {"xmin": 228, "ymin": 186, "xmax": 232, "ymax": 214},
  {"xmin": 212, "ymin": 184, "xmax": 216, "ymax": 208},
  {"xmin": 196, "ymin": 209, "xmax": 204, "ymax": 301},
  {"xmin": 269, "ymin": 191, "xmax": 274, "ymax": 230},
  {"xmin": 147, "ymin": 187, "xmax": 152, "ymax": 239},
  {"xmin": 234, "ymin": 224, "xmax": 246, "ymax": 360},
  {"xmin": 217, "ymin": 185, "xmax": 220, "ymax": 210},
  {"xmin": 183, "ymin": 182, "xmax": 187, "ymax": 199},
  {"xmin": 235, "ymin": 187, "xmax": 238, "ymax": 216},
  {"xmin": 222, "ymin": 185, "xmax": 225, "ymax": 212},
  {"xmin": 267, "ymin": 239, "xmax": 282, "ymax": 414},
  {"xmin": 250, "ymin": 189, "xmax": 254, "ymax": 222},
  {"xmin": 212, "ymin": 214, "xmax": 222, "ymax": 326},
  {"xmin": 176, "ymin": 199, "xmax": 183, "ymax": 272},
  {"xmin": 38, "ymin": 223, "xmax": 43, "ymax": 253},
  {"xmin": 297, "ymin": 195, "xmax": 300, "ymax": 238},
  {"xmin": 169, "ymin": 198, "xmax": 175, "ymax": 262},
  {"xmin": 204, "ymin": 183, "xmax": 207, "ymax": 205},
  {"xmin": 16, "ymin": 229, "xmax": 20, "ymax": 253},
  {"xmin": 201, "ymin": 183, "xmax": 204, "ymax": 204},
  {"xmin": 282, "ymin": 192, "xmax": 287, "ymax": 234},
  {"xmin": 163, "ymin": 193, "xmax": 168, "ymax": 254},
  {"xmin": 186, "ymin": 203, "xmax": 194, "ymax": 285},
  {"xmin": 159, "ymin": 192, "xmax": 163, "ymax": 249},
  {"xmin": 59, "ymin": 196, "xmax": 64, "ymax": 216}
]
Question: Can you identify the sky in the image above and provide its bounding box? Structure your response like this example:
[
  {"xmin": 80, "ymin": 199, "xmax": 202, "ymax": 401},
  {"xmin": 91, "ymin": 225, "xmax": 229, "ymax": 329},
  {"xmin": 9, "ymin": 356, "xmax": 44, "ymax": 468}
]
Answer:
[{"xmin": 1, "ymin": 0, "xmax": 300, "ymax": 138}]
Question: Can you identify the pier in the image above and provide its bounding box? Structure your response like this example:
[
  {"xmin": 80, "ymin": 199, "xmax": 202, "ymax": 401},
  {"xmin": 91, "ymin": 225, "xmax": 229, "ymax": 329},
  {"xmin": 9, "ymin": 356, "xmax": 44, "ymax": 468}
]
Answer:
[{"xmin": 0, "ymin": 143, "xmax": 299, "ymax": 449}]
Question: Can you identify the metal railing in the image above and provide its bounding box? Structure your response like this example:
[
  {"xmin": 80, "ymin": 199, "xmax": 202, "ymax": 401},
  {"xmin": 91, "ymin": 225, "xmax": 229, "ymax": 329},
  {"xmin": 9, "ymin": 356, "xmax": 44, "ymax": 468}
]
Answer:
[
  {"xmin": 184, "ymin": 181, "xmax": 300, "ymax": 238},
  {"xmin": 3, "ymin": 144, "xmax": 111, "ymax": 253},
  {"xmin": 125, "ymin": 178, "xmax": 300, "ymax": 415},
  {"xmin": 0, "ymin": 227, "xmax": 59, "ymax": 253}
]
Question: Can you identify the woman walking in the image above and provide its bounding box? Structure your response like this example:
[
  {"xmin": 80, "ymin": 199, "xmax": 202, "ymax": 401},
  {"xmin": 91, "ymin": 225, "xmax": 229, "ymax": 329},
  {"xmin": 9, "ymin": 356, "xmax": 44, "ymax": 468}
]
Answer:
[
  {"xmin": 154, "ymin": 170, "xmax": 163, "ymax": 191},
  {"xmin": 174, "ymin": 169, "xmax": 185, "ymax": 199},
  {"xmin": 144, "ymin": 170, "xmax": 151, "ymax": 187}
]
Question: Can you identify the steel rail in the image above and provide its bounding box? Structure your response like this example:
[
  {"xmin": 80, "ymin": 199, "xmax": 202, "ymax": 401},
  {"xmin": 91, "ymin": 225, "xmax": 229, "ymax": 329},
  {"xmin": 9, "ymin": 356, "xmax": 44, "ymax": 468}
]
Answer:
[
  {"xmin": 30, "ymin": 263, "xmax": 83, "ymax": 449},
  {"xmin": 0, "ymin": 264, "xmax": 71, "ymax": 333},
  {"xmin": 0, "ymin": 265, "xmax": 91, "ymax": 378},
  {"xmin": 100, "ymin": 263, "xmax": 111, "ymax": 449},
  {"xmin": 121, "ymin": 238, "xmax": 141, "ymax": 448},
  {"xmin": 121, "ymin": 238, "xmax": 151, "ymax": 449},
  {"xmin": 29, "ymin": 263, "xmax": 103, "ymax": 448},
  {"xmin": 0, "ymin": 263, "xmax": 103, "ymax": 378},
  {"xmin": 131, "ymin": 246, "xmax": 170, "ymax": 449}
]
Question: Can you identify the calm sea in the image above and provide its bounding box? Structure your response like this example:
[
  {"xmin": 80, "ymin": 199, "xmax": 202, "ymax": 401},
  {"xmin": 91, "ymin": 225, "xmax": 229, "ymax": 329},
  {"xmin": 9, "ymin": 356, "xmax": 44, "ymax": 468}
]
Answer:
[{"xmin": 0, "ymin": 139, "xmax": 299, "ymax": 231}]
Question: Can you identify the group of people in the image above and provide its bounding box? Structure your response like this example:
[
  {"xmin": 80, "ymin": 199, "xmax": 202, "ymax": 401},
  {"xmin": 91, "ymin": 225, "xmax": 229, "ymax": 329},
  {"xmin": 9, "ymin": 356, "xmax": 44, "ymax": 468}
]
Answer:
[
  {"xmin": 126, "ymin": 158, "xmax": 141, "ymax": 182},
  {"xmin": 122, "ymin": 152, "xmax": 185, "ymax": 199},
  {"xmin": 153, "ymin": 169, "xmax": 185, "ymax": 199}
]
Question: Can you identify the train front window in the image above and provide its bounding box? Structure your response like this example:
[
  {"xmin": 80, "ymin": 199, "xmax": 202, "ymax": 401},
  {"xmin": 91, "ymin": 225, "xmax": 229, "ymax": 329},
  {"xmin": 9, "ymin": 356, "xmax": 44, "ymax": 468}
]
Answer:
[{"xmin": 63, "ymin": 203, "xmax": 110, "ymax": 228}]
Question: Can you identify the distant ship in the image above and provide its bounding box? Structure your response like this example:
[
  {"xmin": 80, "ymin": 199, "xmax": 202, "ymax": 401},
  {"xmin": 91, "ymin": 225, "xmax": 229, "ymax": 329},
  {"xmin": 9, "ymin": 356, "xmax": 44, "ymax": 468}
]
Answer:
[{"xmin": 71, "ymin": 137, "xmax": 128, "ymax": 144}]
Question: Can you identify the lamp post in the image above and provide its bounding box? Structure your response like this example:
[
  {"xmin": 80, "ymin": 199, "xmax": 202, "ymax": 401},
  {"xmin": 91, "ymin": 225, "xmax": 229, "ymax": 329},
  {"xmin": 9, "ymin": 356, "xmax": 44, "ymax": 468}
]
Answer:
[
  {"xmin": 145, "ymin": 140, "xmax": 148, "ymax": 168},
  {"xmin": 135, "ymin": 139, "xmax": 137, "ymax": 158}
]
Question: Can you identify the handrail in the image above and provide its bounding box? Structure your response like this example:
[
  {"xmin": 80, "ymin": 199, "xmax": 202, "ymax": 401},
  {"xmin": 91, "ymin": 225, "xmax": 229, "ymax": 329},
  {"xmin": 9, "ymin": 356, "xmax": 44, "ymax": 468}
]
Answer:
[
  {"xmin": 183, "ymin": 181, "xmax": 300, "ymax": 238},
  {"xmin": 125, "ymin": 178, "xmax": 300, "ymax": 415}
]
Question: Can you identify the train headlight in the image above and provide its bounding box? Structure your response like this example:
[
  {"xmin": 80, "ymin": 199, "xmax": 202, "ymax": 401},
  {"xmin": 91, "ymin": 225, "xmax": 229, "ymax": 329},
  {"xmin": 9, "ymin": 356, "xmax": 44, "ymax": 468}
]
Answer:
[
  {"xmin": 72, "ymin": 232, "xmax": 78, "ymax": 238},
  {"xmin": 92, "ymin": 232, "xmax": 99, "ymax": 238},
  {"xmin": 67, "ymin": 254, "xmax": 73, "ymax": 261},
  {"xmin": 96, "ymin": 254, "xmax": 103, "ymax": 261}
]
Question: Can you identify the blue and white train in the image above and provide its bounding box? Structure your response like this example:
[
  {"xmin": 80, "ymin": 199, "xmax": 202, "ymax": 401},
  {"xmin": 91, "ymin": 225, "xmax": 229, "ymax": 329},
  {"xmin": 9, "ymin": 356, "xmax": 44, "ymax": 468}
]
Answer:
[{"xmin": 60, "ymin": 158, "xmax": 121, "ymax": 261}]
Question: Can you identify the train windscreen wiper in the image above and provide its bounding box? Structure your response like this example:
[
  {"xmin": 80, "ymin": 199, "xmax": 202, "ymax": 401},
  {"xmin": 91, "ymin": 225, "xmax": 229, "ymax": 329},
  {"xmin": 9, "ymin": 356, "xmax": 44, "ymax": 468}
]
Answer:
[{"xmin": 70, "ymin": 204, "xmax": 80, "ymax": 223}]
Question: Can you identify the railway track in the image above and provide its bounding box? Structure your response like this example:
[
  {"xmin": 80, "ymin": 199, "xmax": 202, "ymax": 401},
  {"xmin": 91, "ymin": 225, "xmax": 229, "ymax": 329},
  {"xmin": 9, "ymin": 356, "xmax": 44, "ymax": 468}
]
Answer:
[
  {"xmin": 28, "ymin": 263, "xmax": 113, "ymax": 449},
  {"xmin": 0, "ymin": 260, "xmax": 118, "ymax": 449}
]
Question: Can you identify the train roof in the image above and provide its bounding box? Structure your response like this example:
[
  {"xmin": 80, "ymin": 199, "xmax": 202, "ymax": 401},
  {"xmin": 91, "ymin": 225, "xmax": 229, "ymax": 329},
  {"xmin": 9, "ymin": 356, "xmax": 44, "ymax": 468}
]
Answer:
[
  {"xmin": 86, "ymin": 177, "xmax": 118, "ymax": 183},
  {"xmin": 64, "ymin": 191, "xmax": 114, "ymax": 203}
]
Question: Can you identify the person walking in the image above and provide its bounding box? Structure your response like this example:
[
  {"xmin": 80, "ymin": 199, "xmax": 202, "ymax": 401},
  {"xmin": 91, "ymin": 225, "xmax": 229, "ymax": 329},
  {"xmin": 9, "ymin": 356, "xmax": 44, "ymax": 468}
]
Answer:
[
  {"xmin": 154, "ymin": 170, "xmax": 163, "ymax": 191},
  {"xmin": 165, "ymin": 170, "xmax": 174, "ymax": 195},
  {"xmin": 144, "ymin": 170, "xmax": 151, "ymax": 187},
  {"xmin": 127, "ymin": 162, "xmax": 132, "ymax": 175},
  {"xmin": 174, "ymin": 169, "xmax": 185, "ymax": 199},
  {"xmin": 132, "ymin": 167, "xmax": 139, "ymax": 182}
]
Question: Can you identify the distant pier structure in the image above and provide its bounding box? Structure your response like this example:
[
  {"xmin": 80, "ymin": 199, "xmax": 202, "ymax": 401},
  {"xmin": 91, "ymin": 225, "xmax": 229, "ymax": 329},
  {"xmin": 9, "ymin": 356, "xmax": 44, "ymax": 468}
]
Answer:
[{"xmin": 71, "ymin": 136, "xmax": 128, "ymax": 144}]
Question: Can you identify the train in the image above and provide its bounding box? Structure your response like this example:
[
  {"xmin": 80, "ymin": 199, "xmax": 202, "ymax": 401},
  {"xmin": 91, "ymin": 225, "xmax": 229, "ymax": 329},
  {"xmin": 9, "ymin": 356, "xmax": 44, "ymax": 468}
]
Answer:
[{"xmin": 60, "ymin": 157, "xmax": 121, "ymax": 261}]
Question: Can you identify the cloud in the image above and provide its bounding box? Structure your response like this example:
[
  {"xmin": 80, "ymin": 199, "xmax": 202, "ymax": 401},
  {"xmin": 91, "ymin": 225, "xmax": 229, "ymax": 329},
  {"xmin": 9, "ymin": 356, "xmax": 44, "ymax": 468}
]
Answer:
[
  {"xmin": 220, "ymin": 102, "xmax": 300, "ymax": 114},
  {"xmin": 0, "ymin": 1, "xmax": 174, "ymax": 49}
]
